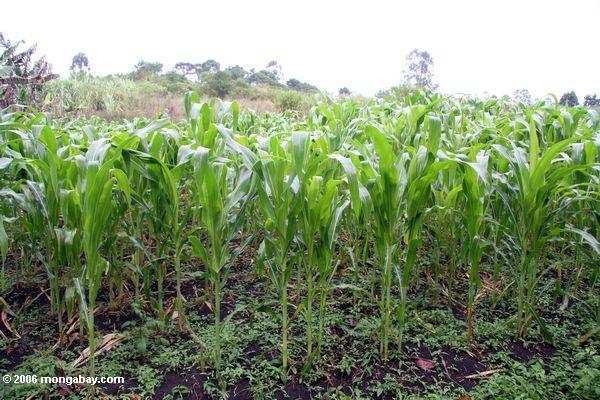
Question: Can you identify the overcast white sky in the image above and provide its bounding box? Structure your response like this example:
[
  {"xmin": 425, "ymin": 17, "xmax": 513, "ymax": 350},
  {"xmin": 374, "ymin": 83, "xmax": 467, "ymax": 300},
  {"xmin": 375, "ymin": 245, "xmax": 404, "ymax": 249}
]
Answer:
[{"xmin": 3, "ymin": 0, "xmax": 599, "ymax": 98}]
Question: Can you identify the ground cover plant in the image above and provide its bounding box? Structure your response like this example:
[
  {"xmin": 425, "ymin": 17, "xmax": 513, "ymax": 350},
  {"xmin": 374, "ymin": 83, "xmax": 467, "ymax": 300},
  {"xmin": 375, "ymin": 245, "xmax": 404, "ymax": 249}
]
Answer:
[{"xmin": 0, "ymin": 90, "xmax": 599, "ymax": 399}]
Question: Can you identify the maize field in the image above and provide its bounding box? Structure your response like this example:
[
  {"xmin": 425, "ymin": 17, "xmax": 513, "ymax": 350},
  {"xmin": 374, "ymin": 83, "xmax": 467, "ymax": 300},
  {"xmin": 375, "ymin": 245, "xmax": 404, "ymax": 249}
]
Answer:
[{"xmin": 1, "ymin": 91, "xmax": 599, "ymax": 399}]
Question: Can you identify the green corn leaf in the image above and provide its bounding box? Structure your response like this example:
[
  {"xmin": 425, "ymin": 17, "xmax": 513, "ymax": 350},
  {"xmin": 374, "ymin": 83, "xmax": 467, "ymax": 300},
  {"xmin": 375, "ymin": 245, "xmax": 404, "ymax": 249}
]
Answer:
[
  {"xmin": 0, "ymin": 157, "xmax": 12, "ymax": 169},
  {"xmin": 0, "ymin": 216, "xmax": 7, "ymax": 262},
  {"xmin": 189, "ymin": 235, "xmax": 208, "ymax": 264},
  {"xmin": 567, "ymin": 225, "xmax": 600, "ymax": 255},
  {"xmin": 112, "ymin": 168, "xmax": 131, "ymax": 206}
]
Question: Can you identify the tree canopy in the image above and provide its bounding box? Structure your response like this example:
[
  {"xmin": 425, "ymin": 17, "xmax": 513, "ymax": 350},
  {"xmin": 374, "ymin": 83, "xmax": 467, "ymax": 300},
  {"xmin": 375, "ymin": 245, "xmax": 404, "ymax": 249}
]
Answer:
[{"xmin": 402, "ymin": 49, "xmax": 437, "ymax": 90}]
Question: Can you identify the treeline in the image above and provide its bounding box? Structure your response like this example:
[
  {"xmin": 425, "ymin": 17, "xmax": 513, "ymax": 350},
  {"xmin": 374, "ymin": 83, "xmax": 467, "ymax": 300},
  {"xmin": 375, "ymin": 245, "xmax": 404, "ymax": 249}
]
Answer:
[
  {"xmin": 559, "ymin": 91, "xmax": 600, "ymax": 108},
  {"xmin": 125, "ymin": 58, "xmax": 320, "ymax": 99},
  {"xmin": 1, "ymin": 32, "xmax": 326, "ymax": 114},
  {"xmin": 2, "ymin": 31, "xmax": 598, "ymax": 113}
]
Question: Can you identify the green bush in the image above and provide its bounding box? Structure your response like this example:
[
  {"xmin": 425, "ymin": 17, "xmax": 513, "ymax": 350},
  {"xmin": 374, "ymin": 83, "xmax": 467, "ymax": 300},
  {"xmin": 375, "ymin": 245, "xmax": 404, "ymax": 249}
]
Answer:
[
  {"xmin": 275, "ymin": 90, "xmax": 305, "ymax": 113},
  {"xmin": 158, "ymin": 72, "xmax": 194, "ymax": 94},
  {"xmin": 202, "ymin": 71, "xmax": 234, "ymax": 98}
]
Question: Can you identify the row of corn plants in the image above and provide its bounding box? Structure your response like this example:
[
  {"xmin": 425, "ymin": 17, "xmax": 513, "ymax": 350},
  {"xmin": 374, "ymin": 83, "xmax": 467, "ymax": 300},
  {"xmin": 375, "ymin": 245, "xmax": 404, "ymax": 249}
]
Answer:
[{"xmin": 1, "ymin": 91, "xmax": 599, "ymax": 381}]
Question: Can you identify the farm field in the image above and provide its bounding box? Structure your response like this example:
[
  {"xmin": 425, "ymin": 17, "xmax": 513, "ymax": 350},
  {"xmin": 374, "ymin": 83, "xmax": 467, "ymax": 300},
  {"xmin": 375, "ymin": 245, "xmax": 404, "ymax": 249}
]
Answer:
[{"xmin": 0, "ymin": 91, "xmax": 599, "ymax": 400}]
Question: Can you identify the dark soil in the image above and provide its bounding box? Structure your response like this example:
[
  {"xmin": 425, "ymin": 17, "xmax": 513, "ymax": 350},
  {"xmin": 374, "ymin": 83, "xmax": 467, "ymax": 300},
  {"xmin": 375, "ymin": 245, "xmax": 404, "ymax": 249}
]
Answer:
[
  {"xmin": 229, "ymin": 378, "xmax": 252, "ymax": 400},
  {"xmin": 508, "ymin": 339, "xmax": 556, "ymax": 363},
  {"xmin": 152, "ymin": 368, "xmax": 208, "ymax": 400},
  {"xmin": 1, "ymin": 246, "xmax": 595, "ymax": 400}
]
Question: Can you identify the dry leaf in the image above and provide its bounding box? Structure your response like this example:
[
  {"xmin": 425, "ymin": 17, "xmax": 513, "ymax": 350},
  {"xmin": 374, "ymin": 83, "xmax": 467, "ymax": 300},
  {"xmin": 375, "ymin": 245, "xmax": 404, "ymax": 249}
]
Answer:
[
  {"xmin": 72, "ymin": 333, "xmax": 123, "ymax": 367},
  {"xmin": 463, "ymin": 368, "xmax": 503, "ymax": 379},
  {"xmin": 1, "ymin": 309, "xmax": 20, "ymax": 338}
]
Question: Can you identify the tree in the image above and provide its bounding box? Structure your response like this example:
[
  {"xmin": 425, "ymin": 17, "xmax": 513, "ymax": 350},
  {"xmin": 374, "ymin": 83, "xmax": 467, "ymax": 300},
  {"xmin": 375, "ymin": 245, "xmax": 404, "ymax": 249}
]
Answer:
[
  {"xmin": 70, "ymin": 52, "xmax": 90, "ymax": 74},
  {"xmin": 132, "ymin": 60, "xmax": 163, "ymax": 79},
  {"xmin": 583, "ymin": 94, "xmax": 599, "ymax": 108},
  {"xmin": 247, "ymin": 69, "xmax": 280, "ymax": 86},
  {"xmin": 265, "ymin": 60, "xmax": 283, "ymax": 82},
  {"xmin": 174, "ymin": 59, "xmax": 221, "ymax": 81},
  {"xmin": 559, "ymin": 91, "xmax": 579, "ymax": 107},
  {"xmin": 203, "ymin": 71, "xmax": 233, "ymax": 98},
  {"xmin": 286, "ymin": 78, "xmax": 318, "ymax": 92},
  {"xmin": 0, "ymin": 32, "xmax": 57, "ymax": 108},
  {"xmin": 225, "ymin": 65, "xmax": 249, "ymax": 80},
  {"xmin": 338, "ymin": 87, "xmax": 351, "ymax": 96},
  {"xmin": 200, "ymin": 59, "xmax": 220, "ymax": 74},
  {"xmin": 162, "ymin": 71, "xmax": 192, "ymax": 93},
  {"xmin": 513, "ymin": 89, "xmax": 532, "ymax": 105},
  {"xmin": 402, "ymin": 49, "xmax": 437, "ymax": 90},
  {"xmin": 174, "ymin": 62, "xmax": 202, "ymax": 80}
]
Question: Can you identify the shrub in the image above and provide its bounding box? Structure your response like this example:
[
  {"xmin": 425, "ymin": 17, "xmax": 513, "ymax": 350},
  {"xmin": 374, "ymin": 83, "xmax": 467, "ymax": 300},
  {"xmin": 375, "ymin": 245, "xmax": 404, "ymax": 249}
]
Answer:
[
  {"xmin": 559, "ymin": 91, "xmax": 579, "ymax": 107},
  {"xmin": 275, "ymin": 90, "xmax": 304, "ymax": 113},
  {"xmin": 584, "ymin": 94, "xmax": 599, "ymax": 108},
  {"xmin": 158, "ymin": 72, "xmax": 194, "ymax": 94},
  {"xmin": 202, "ymin": 71, "xmax": 234, "ymax": 98},
  {"xmin": 286, "ymin": 78, "xmax": 318, "ymax": 93}
]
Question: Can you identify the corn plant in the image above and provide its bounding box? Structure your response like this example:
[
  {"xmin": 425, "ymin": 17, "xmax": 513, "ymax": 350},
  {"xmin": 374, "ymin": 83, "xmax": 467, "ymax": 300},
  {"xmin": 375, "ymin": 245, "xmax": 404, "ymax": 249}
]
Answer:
[
  {"xmin": 365, "ymin": 113, "xmax": 454, "ymax": 359},
  {"xmin": 492, "ymin": 121, "xmax": 591, "ymax": 337},
  {"xmin": 329, "ymin": 151, "xmax": 372, "ymax": 287},
  {"xmin": 233, "ymin": 132, "xmax": 305, "ymax": 376},
  {"xmin": 0, "ymin": 124, "xmax": 84, "ymax": 329},
  {"xmin": 429, "ymin": 171, "xmax": 462, "ymax": 290},
  {"xmin": 127, "ymin": 145, "xmax": 185, "ymax": 319},
  {"xmin": 188, "ymin": 137, "xmax": 252, "ymax": 370},
  {"xmin": 362, "ymin": 124, "xmax": 405, "ymax": 360},
  {"xmin": 398, "ymin": 116, "xmax": 455, "ymax": 349},
  {"xmin": 462, "ymin": 152, "xmax": 489, "ymax": 346},
  {"xmin": 75, "ymin": 138, "xmax": 130, "ymax": 377},
  {"xmin": 297, "ymin": 136, "xmax": 348, "ymax": 364},
  {"xmin": 442, "ymin": 149, "xmax": 490, "ymax": 344}
]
